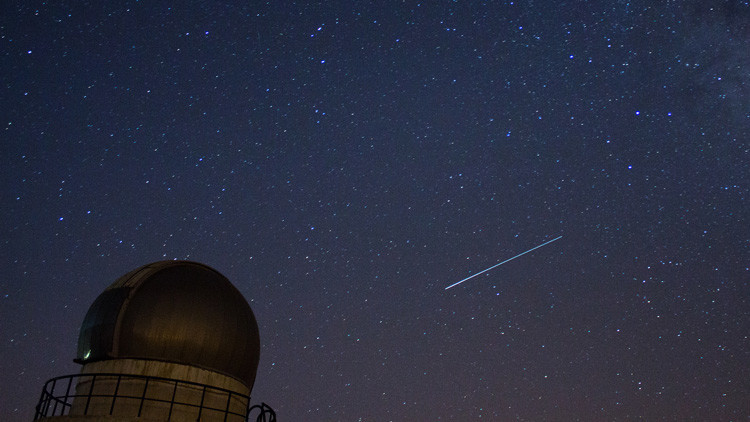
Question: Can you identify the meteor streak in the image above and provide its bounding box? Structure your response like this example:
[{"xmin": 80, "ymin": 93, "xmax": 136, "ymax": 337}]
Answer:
[{"xmin": 445, "ymin": 236, "xmax": 563, "ymax": 290}]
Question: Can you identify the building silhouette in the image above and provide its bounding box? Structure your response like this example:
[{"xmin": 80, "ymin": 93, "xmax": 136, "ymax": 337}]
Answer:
[{"xmin": 34, "ymin": 260, "xmax": 276, "ymax": 421}]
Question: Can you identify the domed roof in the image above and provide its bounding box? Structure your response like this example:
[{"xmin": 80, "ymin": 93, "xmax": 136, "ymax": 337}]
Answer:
[{"xmin": 76, "ymin": 261, "xmax": 260, "ymax": 389}]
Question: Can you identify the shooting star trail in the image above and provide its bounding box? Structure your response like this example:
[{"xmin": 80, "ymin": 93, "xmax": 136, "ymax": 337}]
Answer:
[{"xmin": 445, "ymin": 235, "xmax": 563, "ymax": 290}]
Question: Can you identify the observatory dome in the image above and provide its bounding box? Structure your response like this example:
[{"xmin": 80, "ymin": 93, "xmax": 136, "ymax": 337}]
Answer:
[{"xmin": 75, "ymin": 261, "xmax": 260, "ymax": 389}]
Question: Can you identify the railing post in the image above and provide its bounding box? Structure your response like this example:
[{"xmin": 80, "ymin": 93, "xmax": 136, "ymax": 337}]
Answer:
[
  {"xmin": 49, "ymin": 378, "xmax": 59, "ymax": 415},
  {"xmin": 109, "ymin": 374, "xmax": 122, "ymax": 415},
  {"xmin": 84, "ymin": 374, "xmax": 96, "ymax": 415},
  {"xmin": 138, "ymin": 377, "xmax": 149, "ymax": 417},
  {"xmin": 168, "ymin": 379, "xmax": 178, "ymax": 420},
  {"xmin": 197, "ymin": 384, "xmax": 207, "ymax": 420},
  {"xmin": 33, "ymin": 380, "xmax": 49, "ymax": 420},
  {"xmin": 63, "ymin": 376, "xmax": 74, "ymax": 413},
  {"xmin": 223, "ymin": 391, "xmax": 232, "ymax": 422}
]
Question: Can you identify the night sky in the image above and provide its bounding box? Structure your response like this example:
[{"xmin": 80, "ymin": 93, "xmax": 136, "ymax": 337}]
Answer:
[{"xmin": 2, "ymin": 1, "xmax": 749, "ymax": 420}]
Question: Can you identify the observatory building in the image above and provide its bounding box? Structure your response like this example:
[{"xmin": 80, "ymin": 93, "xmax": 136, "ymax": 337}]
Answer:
[{"xmin": 34, "ymin": 260, "xmax": 276, "ymax": 421}]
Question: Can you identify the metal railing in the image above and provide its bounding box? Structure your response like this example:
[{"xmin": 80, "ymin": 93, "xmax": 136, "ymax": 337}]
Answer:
[
  {"xmin": 249, "ymin": 402, "xmax": 277, "ymax": 422},
  {"xmin": 34, "ymin": 372, "xmax": 276, "ymax": 422}
]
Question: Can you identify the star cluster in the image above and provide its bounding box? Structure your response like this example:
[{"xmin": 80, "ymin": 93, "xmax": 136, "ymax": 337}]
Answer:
[{"xmin": 1, "ymin": 1, "xmax": 748, "ymax": 420}]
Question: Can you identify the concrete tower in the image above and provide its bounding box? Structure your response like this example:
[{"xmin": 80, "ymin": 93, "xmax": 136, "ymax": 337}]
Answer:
[{"xmin": 34, "ymin": 260, "xmax": 276, "ymax": 421}]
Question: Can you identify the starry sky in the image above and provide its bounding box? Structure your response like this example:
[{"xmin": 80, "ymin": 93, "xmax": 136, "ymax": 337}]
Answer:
[{"xmin": 2, "ymin": 1, "xmax": 749, "ymax": 420}]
